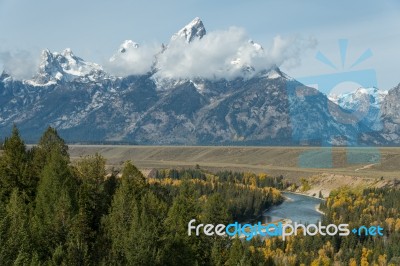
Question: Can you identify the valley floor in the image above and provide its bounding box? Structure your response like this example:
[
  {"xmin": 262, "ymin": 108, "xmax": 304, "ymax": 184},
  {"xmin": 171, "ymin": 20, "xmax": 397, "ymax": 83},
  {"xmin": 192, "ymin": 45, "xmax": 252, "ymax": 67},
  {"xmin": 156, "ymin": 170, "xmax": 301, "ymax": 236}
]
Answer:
[{"xmin": 68, "ymin": 145, "xmax": 400, "ymax": 195}]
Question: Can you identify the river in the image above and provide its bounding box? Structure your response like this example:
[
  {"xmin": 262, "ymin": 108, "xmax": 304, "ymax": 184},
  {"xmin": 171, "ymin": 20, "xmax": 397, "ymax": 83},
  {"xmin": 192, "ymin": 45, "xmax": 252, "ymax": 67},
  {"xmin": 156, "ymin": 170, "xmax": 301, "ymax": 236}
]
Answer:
[{"xmin": 263, "ymin": 192, "xmax": 323, "ymax": 224}]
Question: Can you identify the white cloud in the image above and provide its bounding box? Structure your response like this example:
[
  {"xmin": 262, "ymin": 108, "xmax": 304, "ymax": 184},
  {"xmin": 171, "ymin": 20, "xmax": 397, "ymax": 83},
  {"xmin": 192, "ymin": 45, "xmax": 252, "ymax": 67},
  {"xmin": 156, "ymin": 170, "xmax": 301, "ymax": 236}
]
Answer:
[
  {"xmin": 154, "ymin": 27, "xmax": 317, "ymax": 80},
  {"xmin": 267, "ymin": 35, "xmax": 318, "ymax": 69},
  {"xmin": 0, "ymin": 50, "xmax": 39, "ymax": 79},
  {"xmin": 104, "ymin": 28, "xmax": 317, "ymax": 80},
  {"xmin": 155, "ymin": 27, "xmax": 255, "ymax": 80},
  {"xmin": 104, "ymin": 41, "xmax": 161, "ymax": 76}
]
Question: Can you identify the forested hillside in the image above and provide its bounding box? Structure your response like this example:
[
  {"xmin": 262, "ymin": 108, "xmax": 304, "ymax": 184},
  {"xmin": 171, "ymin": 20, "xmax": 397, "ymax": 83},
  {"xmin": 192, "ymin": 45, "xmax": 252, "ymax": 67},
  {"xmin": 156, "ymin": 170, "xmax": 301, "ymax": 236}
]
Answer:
[
  {"xmin": 0, "ymin": 126, "xmax": 283, "ymax": 265},
  {"xmin": 0, "ymin": 127, "xmax": 399, "ymax": 265}
]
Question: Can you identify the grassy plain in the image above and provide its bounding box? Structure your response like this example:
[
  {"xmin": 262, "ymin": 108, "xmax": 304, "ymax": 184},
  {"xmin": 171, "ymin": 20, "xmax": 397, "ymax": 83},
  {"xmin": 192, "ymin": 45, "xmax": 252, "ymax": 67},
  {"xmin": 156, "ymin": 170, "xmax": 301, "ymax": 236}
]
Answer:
[{"xmin": 68, "ymin": 145, "xmax": 400, "ymax": 180}]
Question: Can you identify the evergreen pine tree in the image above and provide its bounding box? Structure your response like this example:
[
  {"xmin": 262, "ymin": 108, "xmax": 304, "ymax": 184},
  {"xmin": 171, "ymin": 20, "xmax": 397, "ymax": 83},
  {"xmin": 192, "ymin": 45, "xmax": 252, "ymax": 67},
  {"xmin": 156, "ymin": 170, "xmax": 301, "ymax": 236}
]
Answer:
[
  {"xmin": 0, "ymin": 189, "xmax": 31, "ymax": 265},
  {"xmin": 0, "ymin": 125, "xmax": 33, "ymax": 201},
  {"xmin": 102, "ymin": 161, "xmax": 149, "ymax": 265},
  {"xmin": 161, "ymin": 180, "xmax": 206, "ymax": 265},
  {"xmin": 226, "ymin": 238, "xmax": 245, "ymax": 265},
  {"xmin": 125, "ymin": 191, "xmax": 168, "ymax": 265},
  {"xmin": 66, "ymin": 153, "xmax": 108, "ymax": 265},
  {"xmin": 32, "ymin": 147, "xmax": 77, "ymax": 261},
  {"xmin": 31, "ymin": 126, "xmax": 69, "ymax": 177},
  {"xmin": 202, "ymin": 192, "xmax": 231, "ymax": 225}
]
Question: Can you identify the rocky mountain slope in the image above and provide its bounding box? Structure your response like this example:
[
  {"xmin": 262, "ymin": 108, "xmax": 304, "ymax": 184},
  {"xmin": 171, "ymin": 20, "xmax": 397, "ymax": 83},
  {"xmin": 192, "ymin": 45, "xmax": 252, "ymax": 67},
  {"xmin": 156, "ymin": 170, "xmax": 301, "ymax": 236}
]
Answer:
[
  {"xmin": 381, "ymin": 83, "xmax": 400, "ymax": 144},
  {"xmin": 0, "ymin": 18, "xmax": 398, "ymax": 145}
]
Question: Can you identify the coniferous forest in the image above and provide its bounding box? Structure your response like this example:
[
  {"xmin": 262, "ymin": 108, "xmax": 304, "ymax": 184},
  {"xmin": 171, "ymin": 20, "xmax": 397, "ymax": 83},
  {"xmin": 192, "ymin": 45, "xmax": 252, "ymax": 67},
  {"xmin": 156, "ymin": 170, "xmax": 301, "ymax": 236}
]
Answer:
[{"xmin": 0, "ymin": 126, "xmax": 399, "ymax": 265}]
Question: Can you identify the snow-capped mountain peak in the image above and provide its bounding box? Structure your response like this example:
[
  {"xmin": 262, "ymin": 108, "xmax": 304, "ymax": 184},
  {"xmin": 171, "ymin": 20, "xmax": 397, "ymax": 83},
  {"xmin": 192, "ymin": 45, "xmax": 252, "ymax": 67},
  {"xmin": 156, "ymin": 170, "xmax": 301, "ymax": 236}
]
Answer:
[
  {"xmin": 330, "ymin": 87, "xmax": 388, "ymax": 109},
  {"xmin": 263, "ymin": 67, "xmax": 287, "ymax": 79},
  {"xmin": 327, "ymin": 86, "xmax": 388, "ymax": 131},
  {"xmin": 118, "ymin": 40, "xmax": 139, "ymax": 53},
  {"xmin": 171, "ymin": 17, "xmax": 206, "ymax": 43},
  {"xmin": 228, "ymin": 40, "xmax": 266, "ymax": 76},
  {"xmin": 249, "ymin": 40, "xmax": 263, "ymax": 51},
  {"xmin": 27, "ymin": 48, "xmax": 106, "ymax": 86},
  {"xmin": 109, "ymin": 40, "xmax": 141, "ymax": 64},
  {"xmin": 109, "ymin": 40, "xmax": 140, "ymax": 61},
  {"xmin": 61, "ymin": 48, "xmax": 74, "ymax": 57}
]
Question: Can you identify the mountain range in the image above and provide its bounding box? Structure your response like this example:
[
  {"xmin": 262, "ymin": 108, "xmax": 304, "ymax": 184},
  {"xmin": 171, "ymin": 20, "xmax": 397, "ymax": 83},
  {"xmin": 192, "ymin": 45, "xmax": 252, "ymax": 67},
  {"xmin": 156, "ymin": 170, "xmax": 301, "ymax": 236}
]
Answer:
[{"xmin": 0, "ymin": 18, "xmax": 399, "ymax": 145}]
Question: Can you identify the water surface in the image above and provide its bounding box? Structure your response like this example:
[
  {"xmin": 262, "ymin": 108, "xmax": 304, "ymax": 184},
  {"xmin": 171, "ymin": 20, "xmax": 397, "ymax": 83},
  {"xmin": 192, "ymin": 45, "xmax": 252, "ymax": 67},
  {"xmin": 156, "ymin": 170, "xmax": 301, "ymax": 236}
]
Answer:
[{"xmin": 263, "ymin": 192, "xmax": 322, "ymax": 224}]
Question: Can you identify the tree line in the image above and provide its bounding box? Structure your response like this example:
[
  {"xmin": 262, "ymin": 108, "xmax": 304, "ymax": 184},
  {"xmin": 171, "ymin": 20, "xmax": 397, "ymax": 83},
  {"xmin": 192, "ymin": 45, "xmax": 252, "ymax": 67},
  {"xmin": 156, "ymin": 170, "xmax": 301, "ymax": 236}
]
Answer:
[
  {"xmin": 0, "ymin": 126, "xmax": 283, "ymax": 265},
  {"xmin": 1, "ymin": 126, "xmax": 399, "ymax": 265}
]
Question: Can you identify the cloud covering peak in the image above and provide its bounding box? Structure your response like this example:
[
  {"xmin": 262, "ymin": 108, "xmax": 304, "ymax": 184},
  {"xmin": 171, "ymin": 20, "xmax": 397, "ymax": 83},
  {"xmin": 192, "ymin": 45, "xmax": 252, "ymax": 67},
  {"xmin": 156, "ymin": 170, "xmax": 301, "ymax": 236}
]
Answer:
[
  {"xmin": 105, "ymin": 40, "xmax": 160, "ymax": 76},
  {"xmin": 107, "ymin": 18, "xmax": 317, "ymax": 80},
  {"xmin": 0, "ymin": 50, "xmax": 39, "ymax": 80},
  {"xmin": 1, "ymin": 18, "xmax": 317, "ymax": 82}
]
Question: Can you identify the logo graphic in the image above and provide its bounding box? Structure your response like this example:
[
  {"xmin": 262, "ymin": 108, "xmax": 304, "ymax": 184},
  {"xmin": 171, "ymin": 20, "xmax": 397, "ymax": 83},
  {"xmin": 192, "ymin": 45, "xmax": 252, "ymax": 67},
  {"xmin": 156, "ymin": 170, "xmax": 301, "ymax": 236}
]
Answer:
[
  {"xmin": 287, "ymin": 39, "xmax": 381, "ymax": 168},
  {"xmin": 188, "ymin": 219, "xmax": 384, "ymax": 241}
]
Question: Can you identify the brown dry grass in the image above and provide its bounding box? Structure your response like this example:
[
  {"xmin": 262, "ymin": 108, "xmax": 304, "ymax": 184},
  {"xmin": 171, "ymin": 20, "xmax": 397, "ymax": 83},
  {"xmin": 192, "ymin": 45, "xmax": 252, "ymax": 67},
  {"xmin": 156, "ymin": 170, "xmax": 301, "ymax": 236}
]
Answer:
[{"xmin": 68, "ymin": 145, "xmax": 400, "ymax": 182}]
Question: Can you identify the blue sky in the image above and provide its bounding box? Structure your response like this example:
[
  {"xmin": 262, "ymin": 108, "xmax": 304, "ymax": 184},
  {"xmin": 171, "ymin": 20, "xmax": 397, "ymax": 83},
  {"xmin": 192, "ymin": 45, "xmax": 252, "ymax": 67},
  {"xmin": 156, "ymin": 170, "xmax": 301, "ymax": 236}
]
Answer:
[{"xmin": 0, "ymin": 0, "xmax": 399, "ymax": 89}]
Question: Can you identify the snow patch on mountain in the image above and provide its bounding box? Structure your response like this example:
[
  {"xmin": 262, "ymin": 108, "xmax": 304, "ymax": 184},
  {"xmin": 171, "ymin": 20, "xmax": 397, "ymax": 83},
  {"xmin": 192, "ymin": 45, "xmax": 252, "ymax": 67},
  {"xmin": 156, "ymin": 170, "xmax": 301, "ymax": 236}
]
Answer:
[{"xmin": 264, "ymin": 68, "xmax": 284, "ymax": 79}]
